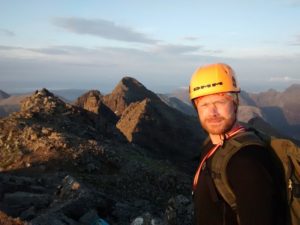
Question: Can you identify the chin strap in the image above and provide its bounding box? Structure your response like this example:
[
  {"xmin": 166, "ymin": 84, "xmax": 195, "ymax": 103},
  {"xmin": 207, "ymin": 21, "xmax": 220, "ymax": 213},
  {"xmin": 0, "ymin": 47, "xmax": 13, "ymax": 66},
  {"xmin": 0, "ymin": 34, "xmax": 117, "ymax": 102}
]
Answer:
[{"xmin": 192, "ymin": 125, "xmax": 246, "ymax": 194}]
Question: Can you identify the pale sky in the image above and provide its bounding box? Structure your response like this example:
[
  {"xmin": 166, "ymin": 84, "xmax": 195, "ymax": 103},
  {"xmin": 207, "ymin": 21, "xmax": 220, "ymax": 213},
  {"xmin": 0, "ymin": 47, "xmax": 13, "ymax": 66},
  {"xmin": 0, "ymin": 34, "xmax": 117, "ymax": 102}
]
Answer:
[{"xmin": 1, "ymin": 0, "xmax": 300, "ymax": 93}]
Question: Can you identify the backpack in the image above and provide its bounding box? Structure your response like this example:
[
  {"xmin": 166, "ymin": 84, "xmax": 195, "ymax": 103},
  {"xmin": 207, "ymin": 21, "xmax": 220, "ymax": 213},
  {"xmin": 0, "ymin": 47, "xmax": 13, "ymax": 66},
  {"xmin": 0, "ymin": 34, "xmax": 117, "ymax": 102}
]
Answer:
[{"xmin": 210, "ymin": 128, "xmax": 300, "ymax": 225}]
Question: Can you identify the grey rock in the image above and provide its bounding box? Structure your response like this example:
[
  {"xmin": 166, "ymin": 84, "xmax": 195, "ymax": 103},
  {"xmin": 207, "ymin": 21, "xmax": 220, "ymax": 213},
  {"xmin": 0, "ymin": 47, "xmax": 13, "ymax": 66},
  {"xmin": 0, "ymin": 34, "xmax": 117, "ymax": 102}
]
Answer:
[
  {"xmin": 78, "ymin": 209, "xmax": 99, "ymax": 225},
  {"xmin": 131, "ymin": 212, "xmax": 164, "ymax": 225},
  {"xmin": 164, "ymin": 195, "xmax": 193, "ymax": 225},
  {"xmin": 3, "ymin": 192, "xmax": 51, "ymax": 214},
  {"xmin": 30, "ymin": 212, "xmax": 80, "ymax": 225}
]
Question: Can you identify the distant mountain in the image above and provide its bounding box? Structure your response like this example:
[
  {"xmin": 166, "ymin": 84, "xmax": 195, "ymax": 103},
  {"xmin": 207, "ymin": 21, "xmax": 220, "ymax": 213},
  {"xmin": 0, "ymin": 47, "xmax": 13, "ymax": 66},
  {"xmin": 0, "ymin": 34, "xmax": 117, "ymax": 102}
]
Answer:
[
  {"xmin": 168, "ymin": 87, "xmax": 191, "ymax": 105},
  {"xmin": 238, "ymin": 105, "xmax": 266, "ymax": 123},
  {"xmin": 246, "ymin": 116, "xmax": 300, "ymax": 145},
  {"xmin": 0, "ymin": 93, "xmax": 31, "ymax": 118},
  {"xmin": 0, "ymin": 90, "xmax": 10, "ymax": 100},
  {"xmin": 158, "ymin": 94, "xmax": 196, "ymax": 116},
  {"xmin": 165, "ymin": 84, "xmax": 300, "ymax": 141},
  {"xmin": 239, "ymin": 91, "xmax": 257, "ymax": 106},
  {"xmin": 249, "ymin": 84, "xmax": 300, "ymax": 124},
  {"xmin": 51, "ymin": 89, "xmax": 88, "ymax": 101}
]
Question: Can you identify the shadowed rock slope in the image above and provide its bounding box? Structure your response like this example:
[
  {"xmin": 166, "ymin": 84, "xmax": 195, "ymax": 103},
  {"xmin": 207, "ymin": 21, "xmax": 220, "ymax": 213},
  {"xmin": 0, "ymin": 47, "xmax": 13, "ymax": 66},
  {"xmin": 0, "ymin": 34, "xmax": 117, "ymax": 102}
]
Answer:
[
  {"xmin": 158, "ymin": 94, "xmax": 196, "ymax": 116},
  {"xmin": 101, "ymin": 77, "xmax": 204, "ymax": 168},
  {"xmin": 117, "ymin": 98, "xmax": 203, "ymax": 164},
  {"xmin": 74, "ymin": 90, "xmax": 118, "ymax": 125}
]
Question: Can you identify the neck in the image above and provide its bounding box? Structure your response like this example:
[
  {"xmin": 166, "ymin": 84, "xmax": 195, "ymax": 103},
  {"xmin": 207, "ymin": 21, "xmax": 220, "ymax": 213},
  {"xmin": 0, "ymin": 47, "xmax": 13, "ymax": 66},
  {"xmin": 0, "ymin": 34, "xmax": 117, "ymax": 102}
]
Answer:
[{"xmin": 209, "ymin": 122, "xmax": 240, "ymax": 145}]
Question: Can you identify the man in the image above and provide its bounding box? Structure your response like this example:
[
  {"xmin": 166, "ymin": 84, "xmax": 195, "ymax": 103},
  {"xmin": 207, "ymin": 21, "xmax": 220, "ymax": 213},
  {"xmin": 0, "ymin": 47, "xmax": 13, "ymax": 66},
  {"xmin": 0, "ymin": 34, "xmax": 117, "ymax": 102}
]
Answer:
[{"xmin": 189, "ymin": 63, "xmax": 290, "ymax": 225}]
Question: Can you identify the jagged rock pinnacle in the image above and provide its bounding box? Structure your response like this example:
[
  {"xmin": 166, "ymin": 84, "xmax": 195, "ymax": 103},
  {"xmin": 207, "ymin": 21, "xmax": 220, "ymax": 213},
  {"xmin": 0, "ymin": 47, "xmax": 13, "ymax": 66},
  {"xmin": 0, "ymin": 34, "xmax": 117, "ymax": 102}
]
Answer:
[
  {"xmin": 20, "ymin": 88, "xmax": 66, "ymax": 114},
  {"xmin": 103, "ymin": 76, "xmax": 159, "ymax": 116}
]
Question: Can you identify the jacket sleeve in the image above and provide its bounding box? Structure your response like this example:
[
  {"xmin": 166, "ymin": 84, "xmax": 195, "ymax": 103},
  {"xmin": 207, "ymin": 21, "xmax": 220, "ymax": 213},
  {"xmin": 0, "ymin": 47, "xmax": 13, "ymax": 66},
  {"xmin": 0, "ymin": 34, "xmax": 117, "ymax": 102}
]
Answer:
[{"xmin": 226, "ymin": 145, "xmax": 288, "ymax": 225}]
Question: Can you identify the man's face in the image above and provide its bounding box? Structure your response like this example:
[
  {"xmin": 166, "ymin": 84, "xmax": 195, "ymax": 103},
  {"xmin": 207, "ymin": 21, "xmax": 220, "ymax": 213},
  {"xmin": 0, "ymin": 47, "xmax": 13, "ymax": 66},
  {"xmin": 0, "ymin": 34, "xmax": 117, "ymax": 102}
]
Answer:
[{"xmin": 194, "ymin": 93, "xmax": 237, "ymax": 135}]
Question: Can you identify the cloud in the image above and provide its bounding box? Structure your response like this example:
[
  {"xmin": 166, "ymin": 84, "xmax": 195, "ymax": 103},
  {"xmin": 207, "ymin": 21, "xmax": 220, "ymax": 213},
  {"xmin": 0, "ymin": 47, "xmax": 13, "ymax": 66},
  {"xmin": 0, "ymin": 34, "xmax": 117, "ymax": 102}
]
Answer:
[
  {"xmin": 2, "ymin": 42, "xmax": 300, "ymax": 93},
  {"xmin": 151, "ymin": 44, "xmax": 202, "ymax": 55},
  {"xmin": 0, "ymin": 43, "xmax": 209, "ymax": 92},
  {"xmin": 269, "ymin": 76, "xmax": 300, "ymax": 82},
  {"xmin": 29, "ymin": 47, "xmax": 71, "ymax": 55},
  {"xmin": 290, "ymin": 34, "xmax": 300, "ymax": 46},
  {"xmin": 0, "ymin": 43, "xmax": 204, "ymax": 63},
  {"xmin": 0, "ymin": 29, "xmax": 15, "ymax": 37},
  {"xmin": 286, "ymin": 0, "xmax": 300, "ymax": 6},
  {"xmin": 53, "ymin": 17, "xmax": 158, "ymax": 44},
  {"xmin": 0, "ymin": 45, "xmax": 19, "ymax": 50},
  {"xmin": 182, "ymin": 36, "xmax": 200, "ymax": 41}
]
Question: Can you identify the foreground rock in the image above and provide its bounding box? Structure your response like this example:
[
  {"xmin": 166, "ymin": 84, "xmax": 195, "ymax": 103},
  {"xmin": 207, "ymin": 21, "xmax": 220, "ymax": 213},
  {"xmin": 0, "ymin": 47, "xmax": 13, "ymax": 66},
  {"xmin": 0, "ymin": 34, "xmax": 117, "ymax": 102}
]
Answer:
[{"xmin": 0, "ymin": 88, "xmax": 195, "ymax": 224}]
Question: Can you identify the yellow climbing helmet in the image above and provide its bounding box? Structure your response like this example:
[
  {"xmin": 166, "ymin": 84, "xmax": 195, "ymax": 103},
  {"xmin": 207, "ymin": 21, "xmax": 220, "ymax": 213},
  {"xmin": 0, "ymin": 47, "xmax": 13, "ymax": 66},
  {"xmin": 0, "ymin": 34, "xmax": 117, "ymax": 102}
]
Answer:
[{"xmin": 189, "ymin": 63, "xmax": 240, "ymax": 100}]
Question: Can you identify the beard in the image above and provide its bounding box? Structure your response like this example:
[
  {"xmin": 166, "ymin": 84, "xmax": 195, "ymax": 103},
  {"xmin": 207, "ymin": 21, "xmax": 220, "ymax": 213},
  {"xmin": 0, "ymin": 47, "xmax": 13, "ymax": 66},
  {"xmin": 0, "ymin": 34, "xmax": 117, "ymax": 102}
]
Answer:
[{"xmin": 200, "ymin": 114, "xmax": 236, "ymax": 135}]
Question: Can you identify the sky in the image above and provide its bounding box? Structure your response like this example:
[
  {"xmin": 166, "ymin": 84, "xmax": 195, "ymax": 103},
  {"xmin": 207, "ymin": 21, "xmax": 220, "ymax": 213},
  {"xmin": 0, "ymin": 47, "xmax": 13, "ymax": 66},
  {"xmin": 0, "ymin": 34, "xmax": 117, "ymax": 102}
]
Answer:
[{"xmin": 0, "ymin": 0, "xmax": 300, "ymax": 94}]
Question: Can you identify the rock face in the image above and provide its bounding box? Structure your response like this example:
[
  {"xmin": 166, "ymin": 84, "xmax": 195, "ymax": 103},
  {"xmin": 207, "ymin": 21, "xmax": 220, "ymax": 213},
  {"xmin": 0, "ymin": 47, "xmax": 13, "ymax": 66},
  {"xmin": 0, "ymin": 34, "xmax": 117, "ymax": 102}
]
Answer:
[
  {"xmin": 103, "ymin": 77, "xmax": 160, "ymax": 116},
  {"xmin": 117, "ymin": 98, "xmax": 203, "ymax": 163},
  {"xmin": 74, "ymin": 90, "xmax": 104, "ymax": 114},
  {"xmin": 0, "ymin": 85, "xmax": 199, "ymax": 224},
  {"xmin": 74, "ymin": 90, "xmax": 118, "ymax": 125}
]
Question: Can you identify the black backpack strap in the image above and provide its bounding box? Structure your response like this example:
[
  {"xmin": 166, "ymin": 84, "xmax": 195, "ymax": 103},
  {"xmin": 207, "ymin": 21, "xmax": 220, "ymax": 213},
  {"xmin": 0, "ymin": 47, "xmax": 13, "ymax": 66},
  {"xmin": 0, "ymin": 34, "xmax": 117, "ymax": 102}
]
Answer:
[{"xmin": 210, "ymin": 131, "xmax": 266, "ymax": 212}]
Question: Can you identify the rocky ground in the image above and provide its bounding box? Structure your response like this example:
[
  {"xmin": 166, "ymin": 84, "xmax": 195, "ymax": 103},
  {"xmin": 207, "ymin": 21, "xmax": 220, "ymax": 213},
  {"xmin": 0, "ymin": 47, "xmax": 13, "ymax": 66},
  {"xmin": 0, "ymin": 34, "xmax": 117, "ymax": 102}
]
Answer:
[{"xmin": 0, "ymin": 84, "xmax": 200, "ymax": 225}]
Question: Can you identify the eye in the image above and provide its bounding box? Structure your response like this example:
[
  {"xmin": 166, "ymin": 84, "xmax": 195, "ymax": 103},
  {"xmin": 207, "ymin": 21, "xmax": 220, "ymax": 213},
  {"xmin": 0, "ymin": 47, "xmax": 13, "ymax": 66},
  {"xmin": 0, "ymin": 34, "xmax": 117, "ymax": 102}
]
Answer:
[
  {"xmin": 214, "ymin": 99, "xmax": 229, "ymax": 106},
  {"xmin": 198, "ymin": 102, "xmax": 209, "ymax": 108}
]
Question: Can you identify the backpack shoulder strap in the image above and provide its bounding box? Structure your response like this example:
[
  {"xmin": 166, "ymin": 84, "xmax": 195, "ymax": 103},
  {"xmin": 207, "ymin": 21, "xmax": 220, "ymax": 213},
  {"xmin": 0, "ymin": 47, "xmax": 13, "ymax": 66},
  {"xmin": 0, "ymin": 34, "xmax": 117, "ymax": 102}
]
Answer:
[{"xmin": 210, "ymin": 131, "xmax": 266, "ymax": 211}]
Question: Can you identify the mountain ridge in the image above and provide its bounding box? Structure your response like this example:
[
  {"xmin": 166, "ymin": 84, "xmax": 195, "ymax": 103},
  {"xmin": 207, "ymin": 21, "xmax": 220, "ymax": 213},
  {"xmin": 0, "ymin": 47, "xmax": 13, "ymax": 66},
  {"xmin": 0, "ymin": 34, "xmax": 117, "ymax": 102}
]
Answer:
[
  {"xmin": 0, "ymin": 86, "xmax": 195, "ymax": 224},
  {"xmin": 1, "ymin": 78, "xmax": 299, "ymax": 224}
]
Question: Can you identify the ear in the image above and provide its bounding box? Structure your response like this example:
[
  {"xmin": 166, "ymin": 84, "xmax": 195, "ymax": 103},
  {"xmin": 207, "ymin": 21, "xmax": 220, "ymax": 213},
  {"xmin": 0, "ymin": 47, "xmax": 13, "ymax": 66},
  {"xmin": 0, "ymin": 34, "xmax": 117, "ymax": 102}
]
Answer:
[
  {"xmin": 234, "ymin": 103, "xmax": 238, "ymax": 114},
  {"xmin": 233, "ymin": 94, "xmax": 239, "ymax": 114},
  {"xmin": 192, "ymin": 100, "xmax": 197, "ymax": 110}
]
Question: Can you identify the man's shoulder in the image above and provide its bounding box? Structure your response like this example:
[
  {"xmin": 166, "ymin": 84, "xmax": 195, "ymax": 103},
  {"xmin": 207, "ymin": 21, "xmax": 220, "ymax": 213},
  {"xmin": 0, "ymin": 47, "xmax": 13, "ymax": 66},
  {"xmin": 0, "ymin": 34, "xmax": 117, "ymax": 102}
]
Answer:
[{"xmin": 228, "ymin": 144, "xmax": 269, "ymax": 166}]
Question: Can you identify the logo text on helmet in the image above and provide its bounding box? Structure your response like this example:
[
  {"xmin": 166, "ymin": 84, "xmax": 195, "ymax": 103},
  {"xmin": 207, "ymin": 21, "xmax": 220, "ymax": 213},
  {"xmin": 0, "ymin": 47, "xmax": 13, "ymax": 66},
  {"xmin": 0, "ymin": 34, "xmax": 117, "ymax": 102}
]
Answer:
[{"xmin": 193, "ymin": 82, "xmax": 223, "ymax": 91}]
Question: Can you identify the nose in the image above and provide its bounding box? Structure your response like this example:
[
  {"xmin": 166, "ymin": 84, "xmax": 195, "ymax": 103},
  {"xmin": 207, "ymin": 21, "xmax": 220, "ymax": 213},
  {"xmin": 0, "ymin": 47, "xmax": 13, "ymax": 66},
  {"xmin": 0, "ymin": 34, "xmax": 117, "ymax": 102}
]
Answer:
[{"xmin": 207, "ymin": 103, "xmax": 219, "ymax": 116}]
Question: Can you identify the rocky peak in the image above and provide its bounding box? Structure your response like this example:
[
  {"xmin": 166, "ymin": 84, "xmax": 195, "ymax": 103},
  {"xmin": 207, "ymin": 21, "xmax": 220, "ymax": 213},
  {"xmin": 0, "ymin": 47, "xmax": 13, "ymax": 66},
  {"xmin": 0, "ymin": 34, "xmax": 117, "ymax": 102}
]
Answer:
[
  {"xmin": 282, "ymin": 84, "xmax": 300, "ymax": 100},
  {"xmin": 0, "ymin": 90, "xmax": 10, "ymax": 100},
  {"xmin": 103, "ymin": 77, "xmax": 160, "ymax": 116},
  {"xmin": 74, "ymin": 90, "xmax": 103, "ymax": 114},
  {"xmin": 20, "ymin": 88, "xmax": 67, "ymax": 114},
  {"xmin": 284, "ymin": 84, "xmax": 300, "ymax": 93},
  {"xmin": 74, "ymin": 90, "xmax": 118, "ymax": 124}
]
